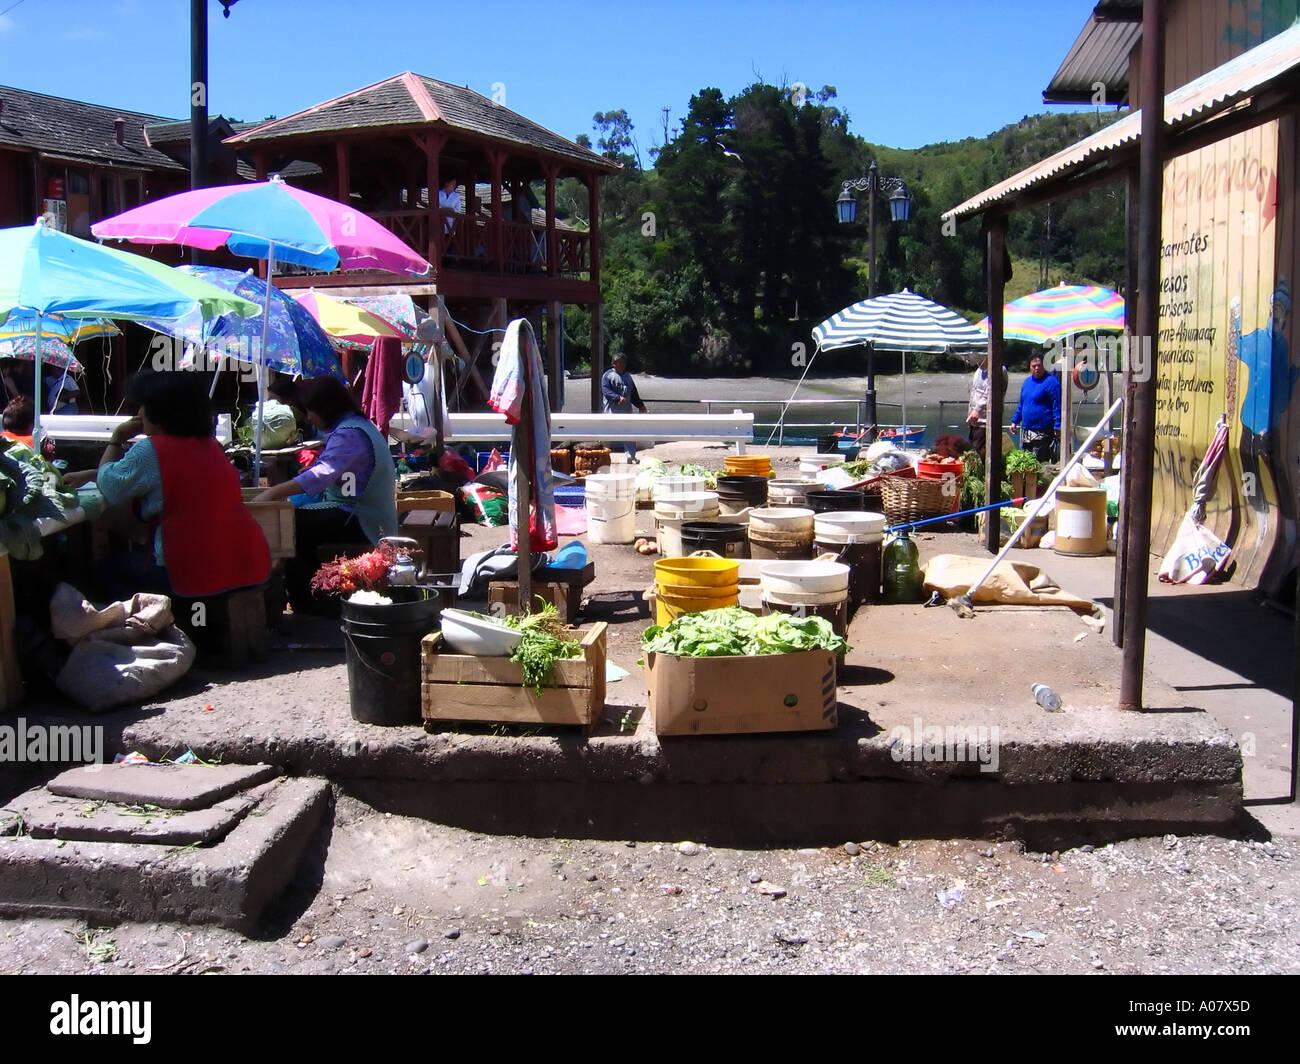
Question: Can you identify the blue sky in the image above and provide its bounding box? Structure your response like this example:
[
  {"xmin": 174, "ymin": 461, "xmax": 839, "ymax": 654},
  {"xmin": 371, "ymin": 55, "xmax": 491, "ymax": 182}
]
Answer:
[{"xmin": 0, "ymin": 0, "xmax": 1103, "ymax": 158}]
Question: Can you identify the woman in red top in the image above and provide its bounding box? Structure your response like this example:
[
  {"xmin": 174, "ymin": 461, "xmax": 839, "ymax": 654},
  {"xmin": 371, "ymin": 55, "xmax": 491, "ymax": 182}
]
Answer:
[{"xmin": 96, "ymin": 371, "xmax": 271, "ymax": 601}]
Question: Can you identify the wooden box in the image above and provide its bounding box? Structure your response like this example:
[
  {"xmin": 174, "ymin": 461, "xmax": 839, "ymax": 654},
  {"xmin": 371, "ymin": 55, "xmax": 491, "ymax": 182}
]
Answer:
[
  {"xmin": 240, "ymin": 487, "xmax": 295, "ymax": 560},
  {"xmin": 487, "ymin": 581, "xmax": 574, "ymax": 622},
  {"xmin": 421, "ymin": 622, "xmax": 606, "ymax": 733},
  {"xmin": 397, "ymin": 489, "xmax": 455, "ymax": 516},
  {"xmin": 645, "ymin": 648, "xmax": 837, "ymax": 736}
]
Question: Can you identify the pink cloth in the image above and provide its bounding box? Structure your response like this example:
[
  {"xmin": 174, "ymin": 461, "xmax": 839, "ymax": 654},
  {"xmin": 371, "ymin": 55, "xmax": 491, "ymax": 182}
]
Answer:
[{"xmin": 361, "ymin": 336, "xmax": 404, "ymax": 436}]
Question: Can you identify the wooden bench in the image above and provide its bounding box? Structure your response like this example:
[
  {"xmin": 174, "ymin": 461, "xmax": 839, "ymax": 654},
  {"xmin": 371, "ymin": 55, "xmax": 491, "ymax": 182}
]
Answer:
[{"xmin": 175, "ymin": 585, "xmax": 270, "ymax": 669}]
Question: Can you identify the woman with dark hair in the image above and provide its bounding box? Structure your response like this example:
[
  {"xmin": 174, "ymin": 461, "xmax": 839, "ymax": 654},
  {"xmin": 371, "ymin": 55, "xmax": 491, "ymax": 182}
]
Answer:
[
  {"xmin": 96, "ymin": 371, "xmax": 271, "ymax": 598},
  {"xmin": 253, "ymin": 375, "xmax": 398, "ymax": 610}
]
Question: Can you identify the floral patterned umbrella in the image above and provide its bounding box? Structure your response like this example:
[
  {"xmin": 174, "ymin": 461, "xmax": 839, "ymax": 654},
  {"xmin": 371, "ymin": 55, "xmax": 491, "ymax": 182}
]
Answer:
[
  {"xmin": 144, "ymin": 266, "xmax": 343, "ymax": 380},
  {"xmin": 0, "ymin": 333, "xmax": 79, "ymax": 370}
]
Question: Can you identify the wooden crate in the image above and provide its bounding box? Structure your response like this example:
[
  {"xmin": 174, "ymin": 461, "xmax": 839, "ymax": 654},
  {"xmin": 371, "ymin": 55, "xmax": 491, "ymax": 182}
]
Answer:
[
  {"xmin": 240, "ymin": 488, "xmax": 295, "ymax": 560},
  {"xmin": 397, "ymin": 489, "xmax": 454, "ymax": 515},
  {"xmin": 487, "ymin": 581, "xmax": 574, "ymax": 622},
  {"xmin": 421, "ymin": 622, "xmax": 606, "ymax": 733}
]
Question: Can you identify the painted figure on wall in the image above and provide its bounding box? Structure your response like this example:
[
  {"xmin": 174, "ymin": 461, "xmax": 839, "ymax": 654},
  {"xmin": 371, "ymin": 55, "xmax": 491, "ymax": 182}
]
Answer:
[{"xmin": 1230, "ymin": 278, "xmax": 1295, "ymax": 543}]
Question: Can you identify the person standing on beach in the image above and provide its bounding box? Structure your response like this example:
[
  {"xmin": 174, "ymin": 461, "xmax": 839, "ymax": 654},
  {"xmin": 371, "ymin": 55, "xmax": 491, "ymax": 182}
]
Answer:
[
  {"xmin": 602, "ymin": 353, "xmax": 647, "ymax": 462},
  {"xmin": 1009, "ymin": 354, "xmax": 1061, "ymax": 463},
  {"xmin": 966, "ymin": 356, "xmax": 1007, "ymax": 455}
]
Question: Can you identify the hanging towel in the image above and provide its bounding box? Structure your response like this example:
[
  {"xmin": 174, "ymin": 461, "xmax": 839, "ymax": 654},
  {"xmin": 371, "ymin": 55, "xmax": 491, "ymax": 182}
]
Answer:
[
  {"xmin": 362, "ymin": 335, "xmax": 405, "ymax": 436},
  {"xmin": 488, "ymin": 319, "xmax": 556, "ymax": 552}
]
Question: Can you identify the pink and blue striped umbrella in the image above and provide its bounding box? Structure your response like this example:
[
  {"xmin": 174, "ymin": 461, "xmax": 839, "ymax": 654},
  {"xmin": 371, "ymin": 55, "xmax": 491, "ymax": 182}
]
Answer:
[{"xmin": 977, "ymin": 283, "xmax": 1125, "ymax": 343}]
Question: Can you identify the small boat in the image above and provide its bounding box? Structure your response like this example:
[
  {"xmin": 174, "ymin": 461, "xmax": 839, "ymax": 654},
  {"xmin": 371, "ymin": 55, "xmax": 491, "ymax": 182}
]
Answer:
[{"xmin": 832, "ymin": 425, "xmax": 925, "ymax": 449}]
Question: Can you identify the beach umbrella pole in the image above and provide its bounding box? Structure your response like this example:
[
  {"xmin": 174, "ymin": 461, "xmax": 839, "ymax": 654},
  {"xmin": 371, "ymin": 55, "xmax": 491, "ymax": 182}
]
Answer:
[
  {"xmin": 252, "ymin": 245, "xmax": 276, "ymax": 486},
  {"xmin": 32, "ymin": 310, "xmax": 43, "ymax": 447}
]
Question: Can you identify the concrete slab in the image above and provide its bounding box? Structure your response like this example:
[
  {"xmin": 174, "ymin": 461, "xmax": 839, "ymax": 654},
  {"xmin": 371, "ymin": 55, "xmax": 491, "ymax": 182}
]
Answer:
[
  {"xmin": 0, "ymin": 777, "xmax": 330, "ymax": 932},
  {"xmin": 5, "ymin": 786, "xmax": 265, "ymax": 844},
  {"xmin": 46, "ymin": 762, "xmax": 278, "ymax": 810}
]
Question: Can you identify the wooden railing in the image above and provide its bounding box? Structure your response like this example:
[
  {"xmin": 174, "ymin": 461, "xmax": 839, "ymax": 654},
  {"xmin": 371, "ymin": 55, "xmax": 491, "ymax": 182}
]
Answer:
[{"xmin": 370, "ymin": 210, "xmax": 589, "ymax": 277}]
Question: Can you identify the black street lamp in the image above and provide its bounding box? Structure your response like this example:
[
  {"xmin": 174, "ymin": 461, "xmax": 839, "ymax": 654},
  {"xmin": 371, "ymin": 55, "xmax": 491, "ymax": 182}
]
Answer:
[{"xmin": 837, "ymin": 161, "xmax": 910, "ymax": 440}]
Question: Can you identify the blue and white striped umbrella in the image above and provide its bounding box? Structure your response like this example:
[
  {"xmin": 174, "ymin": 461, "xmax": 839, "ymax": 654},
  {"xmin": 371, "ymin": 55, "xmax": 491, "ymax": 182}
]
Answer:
[{"xmin": 812, "ymin": 289, "xmax": 986, "ymax": 354}]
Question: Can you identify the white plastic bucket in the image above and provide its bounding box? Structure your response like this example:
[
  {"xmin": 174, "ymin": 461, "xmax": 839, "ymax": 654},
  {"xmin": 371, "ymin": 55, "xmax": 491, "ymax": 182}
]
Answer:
[
  {"xmin": 656, "ymin": 511, "xmax": 722, "ymax": 557},
  {"xmin": 748, "ymin": 507, "xmax": 815, "ymax": 535},
  {"xmin": 588, "ymin": 494, "xmax": 637, "ymax": 543},
  {"xmin": 759, "ymin": 560, "xmax": 850, "ymax": 596},
  {"xmin": 584, "ymin": 472, "xmax": 638, "ymax": 499},
  {"xmin": 814, "ymin": 511, "xmax": 888, "ymax": 540},
  {"xmin": 763, "ymin": 586, "xmax": 849, "ymax": 606},
  {"xmin": 655, "ymin": 490, "xmax": 720, "ymax": 516},
  {"xmin": 654, "ymin": 475, "xmax": 707, "ymax": 500},
  {"xmin": 799, "ymin": 454, "xmax": 846, "ymax": 476}
]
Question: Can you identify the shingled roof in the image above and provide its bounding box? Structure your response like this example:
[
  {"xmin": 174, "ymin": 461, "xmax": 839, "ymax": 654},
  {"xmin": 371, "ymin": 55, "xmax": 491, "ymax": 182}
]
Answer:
[
  {"xmin": 226, "ymin": 72, "xmax": 619, "ymax": 173},
  {"xmin": 0, "ymin": 85, "xmax": 185, "ymax": 171}
]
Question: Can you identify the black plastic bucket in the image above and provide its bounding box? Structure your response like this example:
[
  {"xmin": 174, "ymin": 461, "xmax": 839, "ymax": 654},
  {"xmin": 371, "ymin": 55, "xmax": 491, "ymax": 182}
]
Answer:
[
  {"xmin": 805, "ymin": 489, "xmax": 867, "ymax": 514},
  {"xmin": 340, "ymin": 589, "xmax": 442, "ymax": 725},
  {"xmin": 817, "ymin": 434, "xmax": 840, "ymax": 454},
  {"xmin": 715, "ymin": 475, "xmax": 769, "ymax": 508},
  {"xmin": 680, "ymin": 521, "xmax": 749, "ymax": 558}
]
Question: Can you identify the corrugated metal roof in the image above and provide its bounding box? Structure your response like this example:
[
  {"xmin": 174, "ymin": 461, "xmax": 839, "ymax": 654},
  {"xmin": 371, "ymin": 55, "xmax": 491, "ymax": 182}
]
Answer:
[
  {"xmin": 947, "ymin": 20, "xmax": 1300, "ymax": 219},
  {"xmin": 227, "ymin": 72, "xmax": 619, "ymax": 173},
  {"xmin": 1043, "ymin": 17, "xmax": 1140, "ymax": 103}
]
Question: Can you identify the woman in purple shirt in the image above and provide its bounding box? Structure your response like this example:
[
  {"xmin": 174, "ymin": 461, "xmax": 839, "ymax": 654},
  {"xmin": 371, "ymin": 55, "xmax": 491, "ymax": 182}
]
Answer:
[{"xmin": 254, "ymin": 377, "xmax": 399, "ymax": 612}]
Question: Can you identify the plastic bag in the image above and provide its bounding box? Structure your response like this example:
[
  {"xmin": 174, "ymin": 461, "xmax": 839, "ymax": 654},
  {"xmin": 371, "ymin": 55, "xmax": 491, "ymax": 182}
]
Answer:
[{"xmin": 1157, "ymin": 515, "xmax": 1232, "ymax": 585}]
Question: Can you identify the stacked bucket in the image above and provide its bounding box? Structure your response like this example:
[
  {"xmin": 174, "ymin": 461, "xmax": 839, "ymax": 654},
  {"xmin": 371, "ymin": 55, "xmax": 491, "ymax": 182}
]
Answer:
[
  {"xmin": 653, "ymin": 556, "xmax": 740, "ymax": 626},
  {"xmin": 759, "ymin": 560, "xmax": 851, "ymax": 639},
  {"xmin": 654, "ymin": 484, "xmax": 720, "ymax": 557},
  {"xmin": 585, "ymin": 472, "xmax": 638, "ymax": 544},
  {"xmin": 747, "ymin": 507, "xmax": 815, "ymax": 561},
  {"xmin": 724, "ymin": 454, "xmax": 773, "ymax": 479},
  {"xmin": 768, "ymin": 479, "xmax": 811, "ymax": 508},
  {"xmin": 813, "ymin": 511, "xmax": 887, "ymax": 607},
  {"xmin": 714, "ymin": 475, "xmax": 768, "ymax": 515}
]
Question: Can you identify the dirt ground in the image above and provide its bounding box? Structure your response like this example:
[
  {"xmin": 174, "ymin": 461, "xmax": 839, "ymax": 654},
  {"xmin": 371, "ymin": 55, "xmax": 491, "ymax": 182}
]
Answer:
[{"xmin": 0, "ymin": 437, "xmax": 1297, "ymax": 976}]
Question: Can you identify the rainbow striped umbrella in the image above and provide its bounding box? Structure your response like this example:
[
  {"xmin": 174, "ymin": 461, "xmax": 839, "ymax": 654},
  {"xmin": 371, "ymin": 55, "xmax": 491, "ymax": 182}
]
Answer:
[{"xmin": 977, "ymin": 283, "xmax": 1125, "ymax": 343}]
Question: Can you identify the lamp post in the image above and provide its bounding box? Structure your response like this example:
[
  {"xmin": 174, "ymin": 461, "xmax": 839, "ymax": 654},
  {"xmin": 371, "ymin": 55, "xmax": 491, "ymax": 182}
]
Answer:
[{"xmin": 837, "ymin": 161, "xmax": 911, "ymax": 440}]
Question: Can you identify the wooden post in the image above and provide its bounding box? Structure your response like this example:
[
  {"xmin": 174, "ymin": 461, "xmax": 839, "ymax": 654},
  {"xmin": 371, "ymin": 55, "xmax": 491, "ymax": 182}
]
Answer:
[
  {"xmin": 1120, "ymin": 0, "xmax": 1164, "ymax": 711},
  {"xmin": 544, "ymin": 164, "xmax": 558, "ymax": 279},
  {"xmin": 548, "ymin": 300, "xmax": 563, "ymax": 412},
  {"xmin": 425, "ymin": 131, "xmax": 445, "ymax": 270},
  {"xmin": 984, "ymin": 217, "xmax": 1007, "ymax": 554},
  {"xmin": 489, "ymin": 150, "xmax": 505, "ymax": 275},
  {"xmin": 590, "ymin": 302, "xmax": 604, "ymax": 414},
  {"xmin": 1114, "ymin": 167, "xmax": 1140, "ymax": 649},
  {"xmin": 335, "ymin": 141, "xmax": 350, "ymax": 203}
]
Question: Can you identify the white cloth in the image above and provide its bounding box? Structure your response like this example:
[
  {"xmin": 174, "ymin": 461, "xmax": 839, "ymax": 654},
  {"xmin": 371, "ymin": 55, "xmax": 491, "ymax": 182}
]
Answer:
[
  {"xmin": 488, "ymin": 319, "xmax": 556, "ymax": 552},
  {"xmin": 968, "ymin": 367, "xmax": 992, "ymax": 424},
  {"xmin": 438, "ymin": 187, "xmax": 462, "ymax": 233}
]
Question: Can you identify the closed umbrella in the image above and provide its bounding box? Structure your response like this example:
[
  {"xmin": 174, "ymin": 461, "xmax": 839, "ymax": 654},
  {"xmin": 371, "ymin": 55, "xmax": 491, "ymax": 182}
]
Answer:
[
  {"xmin": 94, "ymin": 175, "xmax": 431, "ymax": 482},
  {"xmin": 813, "ymin": 289, "xmax": 985, "ymax": 441},
  {"xmin": 0, "ymin": 220, "xmax": 260, "ymax": 441}
]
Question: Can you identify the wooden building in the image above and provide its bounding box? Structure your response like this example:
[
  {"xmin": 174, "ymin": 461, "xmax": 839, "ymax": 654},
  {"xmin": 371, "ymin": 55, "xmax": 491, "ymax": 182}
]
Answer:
[
  {"xmin": 224, "ymin": 73, "xmax": 621, "ymax": 411},
  {"xmin": 949, "ymin": 0, "xmax": 1300, "ymax": 598}
]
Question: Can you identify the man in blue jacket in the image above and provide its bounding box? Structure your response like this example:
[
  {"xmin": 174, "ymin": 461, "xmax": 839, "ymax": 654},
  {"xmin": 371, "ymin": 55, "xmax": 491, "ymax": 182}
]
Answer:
[{"xmin": 1010, "ymin": 354, "xmax": 1061, "ymax": 463}]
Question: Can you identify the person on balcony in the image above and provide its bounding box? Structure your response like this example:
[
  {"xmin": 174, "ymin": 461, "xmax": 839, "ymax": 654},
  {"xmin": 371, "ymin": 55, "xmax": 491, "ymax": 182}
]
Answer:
[{"xmin": 438, "ymin": 177, "xmax": 462, "ymax": 236}]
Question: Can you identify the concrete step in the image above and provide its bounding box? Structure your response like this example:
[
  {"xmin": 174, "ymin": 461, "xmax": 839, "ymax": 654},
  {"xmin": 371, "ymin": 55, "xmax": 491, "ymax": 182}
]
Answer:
[{"xmin": 0, "ymin": 777, "xmax": 330, "ymax": 932}]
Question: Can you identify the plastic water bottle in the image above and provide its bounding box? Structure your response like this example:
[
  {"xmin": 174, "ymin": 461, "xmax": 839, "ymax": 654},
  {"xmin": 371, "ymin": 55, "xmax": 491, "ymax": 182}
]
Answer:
[{"xmin": 1031, "ymin": 683, "xmax": 1063, "ymax": 711}]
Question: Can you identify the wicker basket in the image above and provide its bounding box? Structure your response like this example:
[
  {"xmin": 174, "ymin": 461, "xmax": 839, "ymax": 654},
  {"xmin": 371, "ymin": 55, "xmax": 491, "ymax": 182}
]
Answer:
[
  {"xmin": 881, "ymin": 474, "xmax": 951, "ymax": 526},
  {"xmin": 573, "ymin": 447, "xmax": 611, "ymax": 477},
  {"xmin": 550, "ymin": 447, "xmax": 573, "ymax": 474}
]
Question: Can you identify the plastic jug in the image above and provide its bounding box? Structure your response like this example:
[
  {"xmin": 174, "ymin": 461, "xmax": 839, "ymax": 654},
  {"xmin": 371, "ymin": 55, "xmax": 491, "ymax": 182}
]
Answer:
[{"xmin": 882, "ymin": 530, "xmax": 924, "ymax": 604}]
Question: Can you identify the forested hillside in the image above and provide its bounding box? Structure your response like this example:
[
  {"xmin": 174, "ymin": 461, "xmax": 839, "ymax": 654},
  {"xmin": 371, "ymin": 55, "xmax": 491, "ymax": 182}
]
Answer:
[{"xmin": 562, "ymin": 86, "xmax": 1126, "ymax": 375}]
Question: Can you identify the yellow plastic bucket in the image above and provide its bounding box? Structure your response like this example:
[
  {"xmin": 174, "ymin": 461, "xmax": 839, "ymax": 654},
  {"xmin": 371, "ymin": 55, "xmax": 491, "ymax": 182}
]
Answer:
[
  {"xmin": 654, "ymin": 587, "xmax": 739, "ymax": 626},
  {"xmin": 654, "ymin": 556, "xmax": 740, "ymax": 588}
]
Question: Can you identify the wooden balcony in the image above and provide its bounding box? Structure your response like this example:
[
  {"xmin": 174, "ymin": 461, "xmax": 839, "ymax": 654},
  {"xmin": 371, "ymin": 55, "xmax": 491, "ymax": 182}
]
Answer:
[{"xmin": 370, "ymin": 210, "xmax": 590, "ymax": 279}]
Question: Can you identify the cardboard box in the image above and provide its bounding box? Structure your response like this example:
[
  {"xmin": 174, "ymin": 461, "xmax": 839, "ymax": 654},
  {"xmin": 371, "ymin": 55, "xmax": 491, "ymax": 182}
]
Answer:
[
  {"xmin": 645, "ymin": 649, "xmax": 837, "ymax": 736},
  {"xmin": 396, "ymin": 489, "xmax": 454, "ymax": 515},
  {"xmin": 420, "ymin": 623, "xmax": 606, "ymax": 733}
]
